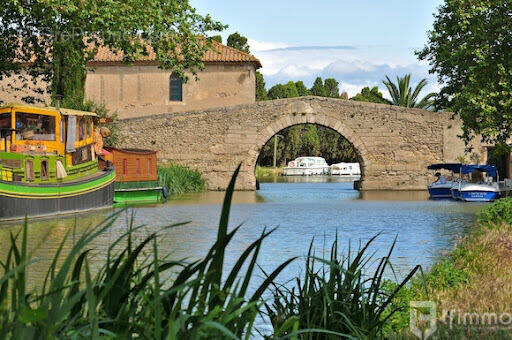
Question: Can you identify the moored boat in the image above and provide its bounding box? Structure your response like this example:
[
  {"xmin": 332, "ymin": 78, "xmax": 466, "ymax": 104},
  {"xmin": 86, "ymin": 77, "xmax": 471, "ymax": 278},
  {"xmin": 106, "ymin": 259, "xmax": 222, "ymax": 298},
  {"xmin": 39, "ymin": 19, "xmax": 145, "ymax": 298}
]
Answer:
[
  {"xmin": 104, "ymin": 147, "xmax": 166, "ymax": 205},
  {"xmin": 0, "ymin": 104, "xmax": 115, "ymax": 221},
  {"xmin": 457, "ymin": 164, "xmax": 502, "ymax": 202},
  {"xmin": 330, "ymin": 162, "xmax": 361, "ymax": 179},
  {"xmin": 282, "ymin": 157, "xmax": 330, "ymax": 176},
  {"xmin": 427, "ymin": 163, "xmax": 462, "ymax": 199}
]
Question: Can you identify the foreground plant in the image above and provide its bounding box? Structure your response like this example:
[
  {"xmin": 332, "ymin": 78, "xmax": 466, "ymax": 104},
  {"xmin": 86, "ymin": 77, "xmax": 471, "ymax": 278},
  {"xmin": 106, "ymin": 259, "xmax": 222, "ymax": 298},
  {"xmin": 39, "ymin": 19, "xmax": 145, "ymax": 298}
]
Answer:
[
  {"xmin": 0, "ymin": 165, "xmax": 293, "ymax": 338},
  {"xmin": 265, "ymin": 234, "xmax": 420, "ymax": 339}
]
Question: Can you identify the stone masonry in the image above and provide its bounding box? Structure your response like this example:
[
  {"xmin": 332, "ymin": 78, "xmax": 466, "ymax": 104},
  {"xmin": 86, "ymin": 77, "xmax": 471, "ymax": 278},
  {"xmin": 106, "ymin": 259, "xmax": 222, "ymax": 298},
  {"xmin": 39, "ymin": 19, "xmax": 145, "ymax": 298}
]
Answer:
[{"xmin": 117, "ymin": 96, "xmax": 486, "ymax": 191}]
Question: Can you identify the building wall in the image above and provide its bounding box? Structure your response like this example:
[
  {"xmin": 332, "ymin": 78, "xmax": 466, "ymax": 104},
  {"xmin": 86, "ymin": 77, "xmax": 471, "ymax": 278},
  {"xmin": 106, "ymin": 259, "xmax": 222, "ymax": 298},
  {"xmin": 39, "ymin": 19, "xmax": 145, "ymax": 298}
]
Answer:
[
  {"xmin": 84, "ymin": 63, "xmax": 256, "ymax": 119},
  {"xmin": 0, "ymin": 72, "xmax": 50, "ymax": 105}
]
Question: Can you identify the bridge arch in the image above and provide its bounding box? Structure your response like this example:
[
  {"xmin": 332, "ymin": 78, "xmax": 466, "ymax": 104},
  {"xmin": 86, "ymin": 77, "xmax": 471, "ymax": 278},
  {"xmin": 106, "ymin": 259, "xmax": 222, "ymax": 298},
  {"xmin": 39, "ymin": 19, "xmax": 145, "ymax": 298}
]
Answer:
[
  {"xmin": 117, "ymin": 96, "xmax": 484, "ymax": 191},
  {"xmin": 247, "ymin": 113, "xmax": 372, "ymax": 181}
]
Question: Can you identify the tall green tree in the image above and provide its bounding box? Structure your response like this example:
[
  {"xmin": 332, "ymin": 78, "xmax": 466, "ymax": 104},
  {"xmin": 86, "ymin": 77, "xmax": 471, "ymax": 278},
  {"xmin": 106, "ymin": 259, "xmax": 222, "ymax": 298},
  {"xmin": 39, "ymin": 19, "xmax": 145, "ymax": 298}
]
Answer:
[
  {"xmin": 283, "ymin": 81, "xmax": 299, "ymax": 98},
  {"xmin": 295, "ymin": 81, "xmax": 310, "ymax": 96},
  {"xmin": 382, "ymin": 74, "xmax": 435, "ymax": 109},
  {"xmin": 256, "ymin": 71, "xmax": 267, "ymax": 101},
  {"xmin": 417, "ymin": 0, "xmax": 512, "ymax": 145},
  {"xmin": 0, "ymin": 0, "xmax": 224, "ymax": 107},
  {"xmin": 267, "ymin": 82, "xmax": 299, "ymax": 99},
  {"xmin": 324, "ymin": 78, "xmax": 340, "ymax": 98},
  {"xmin": 310, "ymin": 77, "xmax": 326, "ymax": 97},
  {"xmin": 226, "ymin": 32, "xmax": 250, "ymax": 53},
  {"xmin": 351, "ymin": 86, "xmax": 388, "ymax": 104},
  {"xmin": 267, "ymin": 84, "xmax": 287, "ymax": 100}
]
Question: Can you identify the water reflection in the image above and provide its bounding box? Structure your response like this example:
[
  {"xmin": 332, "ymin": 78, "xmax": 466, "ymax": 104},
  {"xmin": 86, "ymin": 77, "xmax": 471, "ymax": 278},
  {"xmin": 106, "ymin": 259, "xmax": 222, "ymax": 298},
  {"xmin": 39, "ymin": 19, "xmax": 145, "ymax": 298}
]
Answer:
[{"xmin": 0, "ymin": 180, "xmax": 484, "ymax": 292}]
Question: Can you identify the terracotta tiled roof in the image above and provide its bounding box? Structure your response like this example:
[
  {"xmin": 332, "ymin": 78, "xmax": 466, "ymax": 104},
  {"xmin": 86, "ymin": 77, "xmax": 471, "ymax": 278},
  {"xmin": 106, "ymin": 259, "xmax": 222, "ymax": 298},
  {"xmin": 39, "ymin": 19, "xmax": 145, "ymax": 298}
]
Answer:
[{"xmin": 90, "ymin": 40, "xmax": 262, "ymax": 68}]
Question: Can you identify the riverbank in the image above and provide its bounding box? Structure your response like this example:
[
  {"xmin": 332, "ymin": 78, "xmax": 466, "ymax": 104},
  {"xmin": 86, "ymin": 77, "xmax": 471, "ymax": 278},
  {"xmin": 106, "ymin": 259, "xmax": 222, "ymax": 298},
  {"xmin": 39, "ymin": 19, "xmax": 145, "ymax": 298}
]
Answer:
[
  {"xmin": 386, "ymin": 198, "xmax": 512, "ymax": 338},
  {"xmin": 157, "ymin": 163, "xmax": 205, "ymax": 195},
  {"xmin": 255, "ymin": 165, "xmax": 283, "ymax": 179}
]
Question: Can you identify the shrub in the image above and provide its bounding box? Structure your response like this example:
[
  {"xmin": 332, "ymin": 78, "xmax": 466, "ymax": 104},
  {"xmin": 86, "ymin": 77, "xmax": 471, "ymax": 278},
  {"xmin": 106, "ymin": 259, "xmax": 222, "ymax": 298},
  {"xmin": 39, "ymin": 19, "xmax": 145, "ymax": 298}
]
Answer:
[
  {"xmin": 158, "ymin": 163, "xmax": 206, "ymax": 195},
  {"xmin": 477, "ymin": 198, "xmax": 512, "ymax": 226}
]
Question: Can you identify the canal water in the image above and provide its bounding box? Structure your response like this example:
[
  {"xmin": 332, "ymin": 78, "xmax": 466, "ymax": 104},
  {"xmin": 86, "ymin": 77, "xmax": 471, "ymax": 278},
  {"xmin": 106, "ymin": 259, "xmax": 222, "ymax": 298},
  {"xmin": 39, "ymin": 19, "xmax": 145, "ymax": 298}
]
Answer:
[{"xmin": 0, "ymin": 178, "xmax": 484, "ymax": 293}]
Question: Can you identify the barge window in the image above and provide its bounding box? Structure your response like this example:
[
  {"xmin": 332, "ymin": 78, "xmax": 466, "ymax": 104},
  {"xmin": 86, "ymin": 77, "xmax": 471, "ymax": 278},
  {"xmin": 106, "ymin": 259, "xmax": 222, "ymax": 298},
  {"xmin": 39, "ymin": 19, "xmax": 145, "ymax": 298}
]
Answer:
[
  {"xmin": 40, "ymin": 160, "xmax": 49, "ymax": 180},
  {"xmin": 15, "ymin": 112, "xmax": 56, "ymax": 141},
  {"xmin": 25, "ymin": 159, "xmax": 34, "ymax": 181},
  {"xmin": 0, "ymin": 113, "xmax": 11, "ymax": 129},
  {"xmin": 60, "ymin": 118, "xmax": 66, "ymax": 142},
  {"xmin": 170, "ymin": 73, "xmax": 183, "ymax": 101},
  {"xmin": 136, "ymin": 158, "xmax": 141, "ymax": 174}
]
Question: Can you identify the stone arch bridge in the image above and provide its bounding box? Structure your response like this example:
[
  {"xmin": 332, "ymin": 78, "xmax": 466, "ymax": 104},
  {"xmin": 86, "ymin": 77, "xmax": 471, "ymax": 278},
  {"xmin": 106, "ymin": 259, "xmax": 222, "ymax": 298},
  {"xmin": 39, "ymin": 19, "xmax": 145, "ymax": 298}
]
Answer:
[{"xmin": 118, "ymin": 96, "xmax": 485, "ymax": 191}]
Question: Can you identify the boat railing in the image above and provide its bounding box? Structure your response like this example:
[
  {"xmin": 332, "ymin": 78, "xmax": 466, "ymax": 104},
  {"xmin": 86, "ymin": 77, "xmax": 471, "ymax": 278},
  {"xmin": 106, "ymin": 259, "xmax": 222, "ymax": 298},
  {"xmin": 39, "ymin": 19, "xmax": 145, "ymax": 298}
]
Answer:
[{"xmin": 1, "ymin": 167, "xmax": 14, "ymax": 182}]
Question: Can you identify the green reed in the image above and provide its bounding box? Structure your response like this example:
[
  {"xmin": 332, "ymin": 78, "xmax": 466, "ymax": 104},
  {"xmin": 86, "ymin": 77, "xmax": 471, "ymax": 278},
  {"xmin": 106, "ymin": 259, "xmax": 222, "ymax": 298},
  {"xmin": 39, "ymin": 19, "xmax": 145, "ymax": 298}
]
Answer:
[
  {"xmin": 158, "ymin": 163, "xmax": 206, "ymax": 196},
  {"xmin": 0, "ymin": 165, "xmax": 418, "ymax": 339},
  {"xmin": 265, "ymin": 233, "xmax": 420, "ymax": 339}
]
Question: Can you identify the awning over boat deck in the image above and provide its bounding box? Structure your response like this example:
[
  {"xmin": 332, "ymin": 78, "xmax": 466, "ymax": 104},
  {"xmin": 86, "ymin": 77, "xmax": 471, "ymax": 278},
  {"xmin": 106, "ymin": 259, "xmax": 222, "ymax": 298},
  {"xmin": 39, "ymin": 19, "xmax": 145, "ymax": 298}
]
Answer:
[
  {"xmin": 427, "ymin": 163, "xmax": 498, "ymax": 178},
  {"xmin": 60, "ymin": 108, "xmax": 97, "ymax": 117},
  {"xmin": 427, "ymin": 163, "xmax": 462, "ymax": 172},
  {"xmin": 461, "ymin": 164, "xmax": 498, "ymax": 178}
]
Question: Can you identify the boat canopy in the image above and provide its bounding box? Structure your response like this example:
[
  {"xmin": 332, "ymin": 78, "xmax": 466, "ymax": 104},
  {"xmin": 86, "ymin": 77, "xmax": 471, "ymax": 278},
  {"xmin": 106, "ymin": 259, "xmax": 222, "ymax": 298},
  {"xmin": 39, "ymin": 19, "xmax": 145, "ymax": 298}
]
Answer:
[
  {"xmin": 461, "ymin": 164, "xmax": 498, "ymax": 178},
  {"xmin": 0, "ymin": 103, "xmax": 97, "ymax": 117},
  {"xmin": 427, "ymin": 163, "xmax": 462, "ymax": 172},
  {"xmin": 60, "ymin": 108, "xmax": 97, "ymax": 117}
]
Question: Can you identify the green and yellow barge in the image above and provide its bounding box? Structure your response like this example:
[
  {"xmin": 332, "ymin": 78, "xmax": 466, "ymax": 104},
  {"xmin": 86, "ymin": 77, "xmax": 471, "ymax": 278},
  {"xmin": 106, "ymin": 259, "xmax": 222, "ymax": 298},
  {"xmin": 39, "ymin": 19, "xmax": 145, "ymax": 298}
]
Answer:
[{"xmin": 0, "ymin": 104, "xmax": 115, "ymax": 221}]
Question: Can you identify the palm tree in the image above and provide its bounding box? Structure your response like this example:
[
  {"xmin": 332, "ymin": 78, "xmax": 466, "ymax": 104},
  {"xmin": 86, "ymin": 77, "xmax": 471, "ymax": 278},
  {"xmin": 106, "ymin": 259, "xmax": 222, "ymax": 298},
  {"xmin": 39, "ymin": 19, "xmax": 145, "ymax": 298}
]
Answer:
[{"xmin": 382, "ymin": 74, "xmax": 436, "ymax": 109}]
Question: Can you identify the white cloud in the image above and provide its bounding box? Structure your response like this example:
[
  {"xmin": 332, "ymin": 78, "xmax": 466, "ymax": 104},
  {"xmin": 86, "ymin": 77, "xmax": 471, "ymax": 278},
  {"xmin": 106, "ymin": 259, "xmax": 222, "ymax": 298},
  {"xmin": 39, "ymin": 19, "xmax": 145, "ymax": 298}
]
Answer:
[
  {"xmin": 247, "ymin": 38, "xmax": 289, "ymax": 52},
  {"xmin": 249, "ymin": 41, "xmax": 438, "ymax": 97}
]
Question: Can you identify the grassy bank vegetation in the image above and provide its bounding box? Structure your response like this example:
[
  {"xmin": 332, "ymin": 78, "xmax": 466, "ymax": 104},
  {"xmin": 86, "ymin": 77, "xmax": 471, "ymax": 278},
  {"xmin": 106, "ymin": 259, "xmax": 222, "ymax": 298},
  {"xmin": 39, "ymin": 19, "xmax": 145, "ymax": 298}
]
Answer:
[
  {"xmin": 157, "ymin": 163, "xmax": 205, "ymax": 196},
  {"xmin": 0, "ymin": 166, "xmax": 419, "ymax": 339},
  {"xmin": 255, "ymin": 166, "xmax": 283, "ymax": 179},
  {"xmin": 384, "ymin": 198, "xmax": 512, "ymax": 338}
]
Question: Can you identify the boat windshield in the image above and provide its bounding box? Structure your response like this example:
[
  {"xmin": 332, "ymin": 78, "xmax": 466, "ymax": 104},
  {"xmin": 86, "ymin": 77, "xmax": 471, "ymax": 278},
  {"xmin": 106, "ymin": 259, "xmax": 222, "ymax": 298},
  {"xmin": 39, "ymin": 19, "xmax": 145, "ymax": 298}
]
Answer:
[
  {"xmin": 0, "ymin": 112, "xmax": 11, "ymax": 130},
  {"xmin": 15, "ymin": 112, "xmax": 56, "ymax": 141}
]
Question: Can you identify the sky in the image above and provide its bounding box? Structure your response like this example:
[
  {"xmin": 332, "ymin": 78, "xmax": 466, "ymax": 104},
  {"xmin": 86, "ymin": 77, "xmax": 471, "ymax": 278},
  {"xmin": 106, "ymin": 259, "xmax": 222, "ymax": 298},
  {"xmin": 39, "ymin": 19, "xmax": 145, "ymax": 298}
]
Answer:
[{"xmin": 191, "ymin": 0, "xmax": 445, "ymax": 96}]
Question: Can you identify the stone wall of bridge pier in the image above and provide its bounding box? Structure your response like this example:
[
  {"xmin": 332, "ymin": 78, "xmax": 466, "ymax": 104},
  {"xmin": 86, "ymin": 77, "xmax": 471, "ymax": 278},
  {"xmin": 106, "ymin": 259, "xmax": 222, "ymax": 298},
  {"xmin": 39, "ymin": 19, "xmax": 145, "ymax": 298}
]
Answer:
[{"xmin": 117, "ymin": 96, "xmax": 486, "ymax": 191}]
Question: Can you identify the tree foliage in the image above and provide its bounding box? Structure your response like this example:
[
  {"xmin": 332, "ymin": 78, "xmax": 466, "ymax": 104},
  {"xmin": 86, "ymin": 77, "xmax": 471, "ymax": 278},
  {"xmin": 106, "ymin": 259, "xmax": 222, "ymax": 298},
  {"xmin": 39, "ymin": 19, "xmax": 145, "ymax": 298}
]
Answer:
[
  {"xmin": 310, "ymin": 77, "xmax": 327, "ymax": 97},
  {"xmin": 256, "ymin": 71, "xmax": 267, "ymax": 101},
  {"xmin": 267, "ymin": 82, "xmax": 300, "ymax": 100},
  {"xmin": 210, "ymin": 35, "xmax": 222, "ymax": 44},
  {"xmin": 0, "ymin": 0, "xmax": 224, "ymax": 107},
  {"xmin": 417, "ymin": 0, "xmax": 512, "ymax": 144},
  {"xmin": 382, "ymin": 74, "xmax": 435, "ymax": 109},
  {"xmin": 295, "ymin": 81, "xmax": 310, "ymax": 96},
  {"xmin": 324, "ymin": 78, "xmax": 340, "ymax": 98},
  {"xmin": 351, "ymin": 86, "xmax": 388, "ymax": 104},
  {"xmin": 267, "ymin": 84, "xmax": 286, "ymax": 100},
  {"xmin": 226, "ymin": 32, "xmax": 250, "ymax": 53}
]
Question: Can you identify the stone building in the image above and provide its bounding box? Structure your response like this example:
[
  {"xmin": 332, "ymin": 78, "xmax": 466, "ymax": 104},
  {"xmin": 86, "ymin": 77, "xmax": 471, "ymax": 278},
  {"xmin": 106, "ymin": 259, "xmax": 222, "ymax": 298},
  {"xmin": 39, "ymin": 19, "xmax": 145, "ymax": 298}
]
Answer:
[{"xmin": 0, "ymin": 41, "xmax": 262, "ymax": 119}]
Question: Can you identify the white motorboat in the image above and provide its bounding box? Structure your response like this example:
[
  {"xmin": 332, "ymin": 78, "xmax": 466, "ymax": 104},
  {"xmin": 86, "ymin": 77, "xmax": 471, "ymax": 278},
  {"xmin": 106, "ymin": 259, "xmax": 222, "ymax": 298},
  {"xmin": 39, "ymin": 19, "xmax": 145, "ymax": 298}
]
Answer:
[
  {"xmin": 457, "ymin": 164, "xmax": 503, "ymax": 202},
  {"xmin": 283, "ymin": 157, "xmax": 330, "ymax": 176},
  {"xmin": 330, "ymin": 162, "xmax": 361, "ymax": 179}
]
